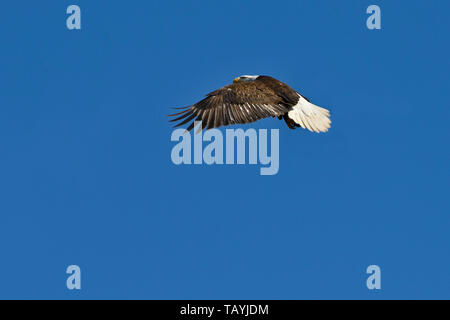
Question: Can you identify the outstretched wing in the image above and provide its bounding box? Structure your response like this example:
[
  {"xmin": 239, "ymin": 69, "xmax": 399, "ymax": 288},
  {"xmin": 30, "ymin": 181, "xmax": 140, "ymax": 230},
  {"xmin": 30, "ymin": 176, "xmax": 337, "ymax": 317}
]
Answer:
[{"xmin": 169, "ymin": 79, "xmax": 291, "ymax": 131}]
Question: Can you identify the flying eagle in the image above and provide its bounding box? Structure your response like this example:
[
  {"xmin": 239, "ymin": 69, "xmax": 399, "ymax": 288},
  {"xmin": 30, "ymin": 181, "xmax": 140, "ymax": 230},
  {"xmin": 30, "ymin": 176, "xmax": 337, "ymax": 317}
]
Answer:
[{"xmin": 169, "ymin": 75, "xmax": 331, "ymax": 133}]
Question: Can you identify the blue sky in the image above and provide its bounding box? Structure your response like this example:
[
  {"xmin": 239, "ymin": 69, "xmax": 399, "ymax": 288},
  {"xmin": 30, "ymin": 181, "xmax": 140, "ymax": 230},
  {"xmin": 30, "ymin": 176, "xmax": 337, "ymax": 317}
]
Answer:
[{"xmin": 0, "ymin": 0, "xmax": 449, "ymax": 299}]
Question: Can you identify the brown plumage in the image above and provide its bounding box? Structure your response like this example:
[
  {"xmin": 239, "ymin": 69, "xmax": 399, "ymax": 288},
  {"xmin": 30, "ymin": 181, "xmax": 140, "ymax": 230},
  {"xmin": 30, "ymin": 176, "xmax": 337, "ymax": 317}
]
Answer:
[{"xmin": 169, "ymin": 75, "xmax": 331, "ymax": 133}]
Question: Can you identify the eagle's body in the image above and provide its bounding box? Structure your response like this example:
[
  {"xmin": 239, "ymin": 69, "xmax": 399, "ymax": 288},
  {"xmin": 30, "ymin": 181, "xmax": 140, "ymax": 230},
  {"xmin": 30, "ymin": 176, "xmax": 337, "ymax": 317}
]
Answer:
[{"xmin": 169, "ymin": 75, "xmax": 331, "ymax": 133}]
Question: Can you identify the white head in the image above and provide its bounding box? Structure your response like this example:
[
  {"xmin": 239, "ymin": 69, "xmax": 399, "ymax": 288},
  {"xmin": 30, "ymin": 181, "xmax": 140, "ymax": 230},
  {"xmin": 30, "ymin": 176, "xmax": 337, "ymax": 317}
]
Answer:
[{"xmin": 233, "ymin": 75, "xmax": 259, "ymax": 83}]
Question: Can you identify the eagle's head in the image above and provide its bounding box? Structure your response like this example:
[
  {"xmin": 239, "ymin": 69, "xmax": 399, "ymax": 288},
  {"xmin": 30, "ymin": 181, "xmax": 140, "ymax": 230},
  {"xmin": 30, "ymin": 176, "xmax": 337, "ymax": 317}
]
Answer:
[{"xmin": 233, "ymin": 75, "xmax": 259, "ymax": 83}]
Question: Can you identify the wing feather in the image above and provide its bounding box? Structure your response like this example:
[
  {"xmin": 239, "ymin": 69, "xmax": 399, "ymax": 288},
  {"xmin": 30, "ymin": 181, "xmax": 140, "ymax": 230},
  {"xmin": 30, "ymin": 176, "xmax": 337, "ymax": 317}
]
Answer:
[{"xmin": 169, "ymin": 79, "xmax": 291, "ymax": 131}]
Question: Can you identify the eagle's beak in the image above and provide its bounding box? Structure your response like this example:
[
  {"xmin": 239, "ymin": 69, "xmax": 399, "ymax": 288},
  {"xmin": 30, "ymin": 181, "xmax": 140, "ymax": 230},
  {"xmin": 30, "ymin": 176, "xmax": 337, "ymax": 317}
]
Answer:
[{"xmin": 233, "ymin": 77, "xmax": 240, "ymax": 83}]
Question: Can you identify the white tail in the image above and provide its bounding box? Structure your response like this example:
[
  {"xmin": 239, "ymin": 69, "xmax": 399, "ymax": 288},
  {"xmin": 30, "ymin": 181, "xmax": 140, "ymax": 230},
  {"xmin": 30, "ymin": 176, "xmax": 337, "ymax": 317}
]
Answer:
[{"xmin": 287, "ymin": 94, "xmax": 331, "ymax": 133}]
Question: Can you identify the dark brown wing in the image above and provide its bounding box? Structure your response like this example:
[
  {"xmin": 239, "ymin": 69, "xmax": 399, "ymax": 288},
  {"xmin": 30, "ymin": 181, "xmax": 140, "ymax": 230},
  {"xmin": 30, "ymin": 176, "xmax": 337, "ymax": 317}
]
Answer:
[{"xmin": 169, "ymin": 77, "xmax": 293, "ymax": 131}]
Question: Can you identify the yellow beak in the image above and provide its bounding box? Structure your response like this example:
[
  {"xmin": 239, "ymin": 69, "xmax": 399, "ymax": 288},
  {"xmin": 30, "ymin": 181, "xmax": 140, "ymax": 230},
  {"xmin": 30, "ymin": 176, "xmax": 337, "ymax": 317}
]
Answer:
[{"xmin": 233, "ymin": 77, "xmax": 240, "ymax": 83}]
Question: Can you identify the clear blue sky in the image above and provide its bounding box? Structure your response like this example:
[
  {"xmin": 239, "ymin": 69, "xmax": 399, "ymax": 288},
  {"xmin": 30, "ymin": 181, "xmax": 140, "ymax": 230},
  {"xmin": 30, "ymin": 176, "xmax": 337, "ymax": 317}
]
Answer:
[{"xmin": 0, "ymin": 0, "xmax": 449, "ymax": 299}]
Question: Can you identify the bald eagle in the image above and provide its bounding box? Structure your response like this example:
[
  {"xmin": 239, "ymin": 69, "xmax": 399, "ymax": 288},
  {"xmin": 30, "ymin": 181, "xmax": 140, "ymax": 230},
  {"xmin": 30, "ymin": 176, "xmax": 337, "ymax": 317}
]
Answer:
[{"xmin": 169, "ymin": 75, "xmax": 331, "ymax": 133}]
